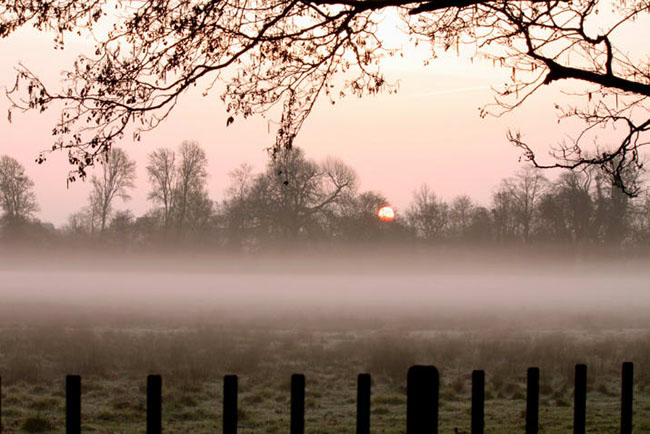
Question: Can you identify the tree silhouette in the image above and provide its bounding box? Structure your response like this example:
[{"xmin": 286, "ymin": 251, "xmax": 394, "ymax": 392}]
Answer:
[
  {"xmin": 147, "ymin": 148, "xmax": 177, "ymax": 230},
  {"xmin": 89, "ymin": 147, "xmax": 137, "ymax": 233},
  {"xmin": 537, "ymin": 171, "xmax": 593, "ymax": 244},
  {"xmin": 500, "ymin": 168, "xmax": 548, "ymax": 243},
  {"xmin": 174, "ymin": 141, "xmax": 211, "ymax": 235},
  {"xmin": 227, "ymin": 147, "xmax": 356, "ymax": 242},
  {"xmin": 0, "ymin": 155, "xmax": 39, "ymax": 227},
  {"xmin": 406, "ymin": 184, "xmax": 449, "ymax": 241},
  {"xmin": 2, "ymin": 0, "xmax": 649, "ymax": 192}
]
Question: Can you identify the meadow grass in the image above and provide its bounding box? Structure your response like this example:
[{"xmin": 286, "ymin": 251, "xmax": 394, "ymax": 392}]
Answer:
[{"xmin": 0, "ymin": 314, "xmax": 649, "ymax": 433}]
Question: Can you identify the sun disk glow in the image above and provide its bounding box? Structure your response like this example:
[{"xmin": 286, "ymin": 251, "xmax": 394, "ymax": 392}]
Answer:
[{"xmin": 378, "ymin": 206, "xmax": 395, "ymax": 222}]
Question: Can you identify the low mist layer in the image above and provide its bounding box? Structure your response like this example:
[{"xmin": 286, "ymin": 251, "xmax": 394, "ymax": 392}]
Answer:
[{"xmin": 1, "ymin": 247, "xmax": 648, "ymax": 328}]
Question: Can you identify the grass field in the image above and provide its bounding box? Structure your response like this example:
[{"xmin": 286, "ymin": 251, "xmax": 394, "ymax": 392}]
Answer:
[{"xmin": 1, "ymin": 319, "xmax": 649, "ymax": 433}]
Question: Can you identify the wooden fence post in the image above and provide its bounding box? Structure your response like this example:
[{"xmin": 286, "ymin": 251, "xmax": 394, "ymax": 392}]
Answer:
[
  {"xmin": 1, "ymin": 375, "xmax": 3, "ymax": 434},
  {"xmin": 291, "ymin": 374, "xmax": 305, "ymax": 434},
  {"xmin": 66, "ymin": 375, "xmax": 81, "ymax": 434},
  {"xmin": 574, "ymin": 364, "xmax": 587, "ymax": 434},
  {"xmin": 621, "ymin": 362, "xmax": 633, "ymax": 434},
  {"xmin": 472, "ymin": 370, "xmax": 485, "ymax": 434},
  {"xmin": 406, "ymin": 365, "xmax": 439, "ymax": 434},
  {"xmin": 146, "ymin": 375, "xmax": 162, "ymax": 434},
  {"xmin": 526, "ymin": 368, "xmax": 539, "ymax": 434},
  {"xmin": 223, "ymin": 375, "xmax": 238, "ymax": 434},
  {"xmin": 357, "ymin": 373, "xmax": 371, "ymax": 434}
]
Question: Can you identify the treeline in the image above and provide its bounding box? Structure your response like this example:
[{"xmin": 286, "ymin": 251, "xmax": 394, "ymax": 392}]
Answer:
[{"xmin": 1, "ymin": 142, "xmax": 649, "ymax": 251}]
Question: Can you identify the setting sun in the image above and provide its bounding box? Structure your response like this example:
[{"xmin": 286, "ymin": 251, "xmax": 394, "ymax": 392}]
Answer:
[{"xmin": 378, "ymin": 206, "xmax": 395, "ymax": 222}]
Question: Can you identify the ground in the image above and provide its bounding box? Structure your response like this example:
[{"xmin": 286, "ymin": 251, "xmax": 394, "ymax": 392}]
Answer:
[{"xmin": 0, "ymin": 322, "xmax": 649, "ymax": 433}]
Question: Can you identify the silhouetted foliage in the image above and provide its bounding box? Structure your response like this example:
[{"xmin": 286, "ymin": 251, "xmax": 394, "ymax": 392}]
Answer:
[
  {"xmin": 144, "ymin": 142, "xmax": 214, "ymax": 241},
  {"xmin": 221, "ymin": 147, "xmax": 357, "ymax": 247},
  {"xmin": 174, "ymin": 141, "xmax": 211, "ymax": 235},
  {"xmin": 89, "ymin": 147, "xmax": 137, "ymax": 233},
  {"xmin": 407, "ymin": 185, "xmax": 449, "ymax": 241},
  {"xmin": 0, "ymin": 155, "xmax": 39, "ymax": 239},
  {"xmin": 2, "ymin": 1, "xmax": 649, "ymax": 193},
  {"xmin": 147, "ymin": 148, "xmax": 177, "ymax": 230},
  {"xmin": 0, "ymin": 144, "xmax": 649, "ymax": 251}
]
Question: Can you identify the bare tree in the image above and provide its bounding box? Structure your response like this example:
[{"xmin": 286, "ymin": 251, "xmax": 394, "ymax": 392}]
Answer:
[
  {"xmin": 226, "ymin": 163, "xmax": 255, "ymax": 203},
  {"xmin": 332, "ymin": 190, "xmax": 398, "ymax": 242},
  {"xmin": 222, "ymin": 148, "xmax": 356, "ymax": 241},
  {"xmin": 108, "ymin": 209, "xmax": 136, "ymax": 242},
  {"xmin": 497, "ymin": 167, "xmax": 548, "ymax": 242},
  {"xmin": 448, "ymin": 195, "xmax": 475, "ymax": 240},
  {"xmin": 589, "ymin": 161, "xmax": 641, "ymax": 244},
  {"xmin": 629, "ymin": 192, "xmax": 650, "ymax": 244},
  {"xmin": 147, "ymin": 148, "xmax": 177, "ymax": 229},
  {"xmin": 0, "ymin": 155, "xmax": 38, "ymax": 225},
  {"xmin": 63, "ymin": 207, "xmax": 93, "ymax": 238},
  {"xmin": 183, "ymin": 188, "xmax": 214, "ymax": 236},
  {"xmin": 466, "ymin": 206, "xmax": 494, "ymax": 243},
  {"xmin": 321, "ymin": 157, "xmax": 359, "ymax": 198},
  {"xmin": 174, "ymin": 141, "xmax": 209, "ymax": 234},
  {"xmin": 89, "ymin": 147, "xmax": 137, "ymax": 233},
  {"xmin": 5, "ymin": 1, "xmax": 649, "ymax": 192},
  {"xmin": 262, "ymin": 149, "xmax": 357, "ymax": 239},
  {"xmin": 222, "ymin": 163, "xmax": 256, "ymax": 248},
  {"xmin": 406, "ymin": 184, "xmax": 449, "ymax": 241},
  {"xmin": 491, "ymin": 189, "xmax": 518, "ymax": 243},
  {"xmin": 538, "ymin": 171, "xmax": 594, "ymax": 243}
]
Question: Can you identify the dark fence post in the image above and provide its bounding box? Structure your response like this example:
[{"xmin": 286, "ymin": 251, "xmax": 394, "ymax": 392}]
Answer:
[
  {"xmin": 357, "ymin": 373, "xmax": 371, "ymax": 434},
  {"xmin": 1, "ymin": 375, "xmax": 3, "ymax": 434},
  {"xmin": 472, "ymin": 370, "xmax": 485, "ymax": 434},
  {"xmin": 621, "ymin": 362, "xmax": 633, "ymax": 434},
  {"xmin": 574, "ymin": 364, "xmax": 587, "ymax": 434},
  {"xmin": 66, "ymin": 375, "xmax": 81, "ymax": 434},
  {"xmin": 146, "ymin": 375, "xmax": 162, "ymax": 434},
  {"xmin": 526, "ymin": 367, "xmax": 539, "ymax": 434},
  {"xmin": 290, "ymin": 374, "xmax": 305, "ymax": 434},
  {"xmin": 406, "ymin": 365, "xmax": 439, "ymax": 434},
  {"xmin": 223, "ymin": 375, "xmax": 238, "ymax": 434}
]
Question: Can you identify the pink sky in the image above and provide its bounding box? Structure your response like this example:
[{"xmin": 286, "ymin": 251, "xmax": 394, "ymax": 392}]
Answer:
[{"xmin": 0, "ymin": 14, "xmax": 640, "ymax": 226}]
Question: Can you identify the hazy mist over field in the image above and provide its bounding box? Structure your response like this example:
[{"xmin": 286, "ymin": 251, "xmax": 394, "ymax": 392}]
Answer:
[
  {"xmin": 1, "ymin": 247, "xmax": 649, "ymax": 433},
  {"xmin": 1, "ymin": 248, "xmax": 648, "ymax": 329}
]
